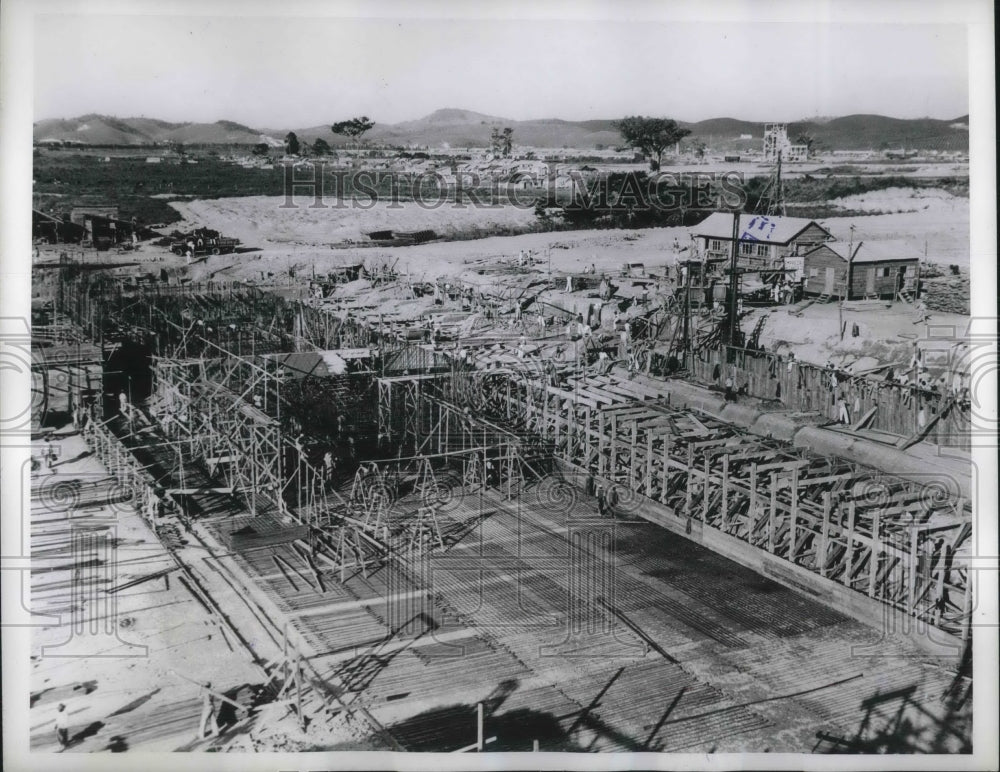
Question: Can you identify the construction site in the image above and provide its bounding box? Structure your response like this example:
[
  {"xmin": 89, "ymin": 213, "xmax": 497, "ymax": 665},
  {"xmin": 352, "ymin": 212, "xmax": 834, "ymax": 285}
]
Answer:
[{"xmin": 25, "ymin": 200, "xmax": 978, "ymax": 754}]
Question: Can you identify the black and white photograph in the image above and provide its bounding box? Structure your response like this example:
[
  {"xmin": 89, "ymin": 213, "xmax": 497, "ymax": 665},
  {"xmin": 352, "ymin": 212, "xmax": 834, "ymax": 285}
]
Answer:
[{"xmin": 1, "ymin": 1, "xmax": 996, "ymax": 770}]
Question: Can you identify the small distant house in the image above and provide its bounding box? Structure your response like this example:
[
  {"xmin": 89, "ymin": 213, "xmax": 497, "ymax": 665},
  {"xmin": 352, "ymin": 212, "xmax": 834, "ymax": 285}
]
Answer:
[
  {"xmin": 801, "ymin": 240, "xmax": 921, "ymax": 299},
  {"xmin": 693, "ymin": 213, "xmax": 833, "ymax": 269},
  {"xmin": 70, "ymin": 204, "xmax": 119, "ymax": 226},
  {"xmin": 145, "ymin": 156, "xmax": 161, "ymax": 164}
]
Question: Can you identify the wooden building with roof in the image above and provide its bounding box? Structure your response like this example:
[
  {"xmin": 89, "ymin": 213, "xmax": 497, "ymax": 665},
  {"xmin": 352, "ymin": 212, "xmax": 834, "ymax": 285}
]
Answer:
[{"xmin": 801, "ymin": 240, "xmax": 921, "ymax": 299}]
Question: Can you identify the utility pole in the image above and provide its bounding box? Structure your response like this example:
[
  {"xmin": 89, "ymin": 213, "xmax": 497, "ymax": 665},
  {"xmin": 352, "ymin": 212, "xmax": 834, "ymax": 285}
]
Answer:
[
  {"xmin": 728, "ymin": 210, "xmax": 741, "ymax": 351},
  {"xmin": 775, "ymin": 153, "xmax": 785, "ymax": 216},
  {"xmin": 682, "ymin": 261, "xmax": 691, "ymax": 366}
]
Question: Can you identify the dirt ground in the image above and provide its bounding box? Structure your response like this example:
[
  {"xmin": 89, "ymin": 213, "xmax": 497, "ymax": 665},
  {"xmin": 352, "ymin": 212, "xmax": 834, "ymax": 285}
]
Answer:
[
  {"xmin": 165, "ymin": 190, "xmax": 970, "ymax": 369},
  {"xmin": 169, "ymin": 196, "xmax": 541, "ymax": 252},
  {"xmin": 171, "ymin": 184, "xmax": 969, "ymax": 279},
  {"xmin": 821, "ymin": 187, "xmax": 970, "ymax": 266}
]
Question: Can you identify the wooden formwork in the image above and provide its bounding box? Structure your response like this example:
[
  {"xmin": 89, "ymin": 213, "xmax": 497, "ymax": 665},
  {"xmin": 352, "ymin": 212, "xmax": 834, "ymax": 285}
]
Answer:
[
  {"xmin": 446, "ymin": 360, "xmax": 973, "ymax": 642},
  {"xmin": 691, "ymin": 346, "xmax": 972, "ymax": 451},
  {"xmin": 56, "ymin": 274, "xmax": 364, "ymax": 358}
]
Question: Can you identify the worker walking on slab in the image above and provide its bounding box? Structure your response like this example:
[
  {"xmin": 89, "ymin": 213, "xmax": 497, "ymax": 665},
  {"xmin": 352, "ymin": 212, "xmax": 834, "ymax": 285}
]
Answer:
[
  {"xmin": 198, "ymin": 682, "xmax": 219, "ymax": 739},
  {"xmin": 55, "ymin": 703, "xmax": 70, "ymax": 748}
]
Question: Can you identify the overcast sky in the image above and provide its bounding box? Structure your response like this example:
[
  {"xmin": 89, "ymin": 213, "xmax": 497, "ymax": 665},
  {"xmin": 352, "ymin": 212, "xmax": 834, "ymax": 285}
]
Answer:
[{"xmin": 33, "ymin": 13, "xmax": 968, "ymax": 127}]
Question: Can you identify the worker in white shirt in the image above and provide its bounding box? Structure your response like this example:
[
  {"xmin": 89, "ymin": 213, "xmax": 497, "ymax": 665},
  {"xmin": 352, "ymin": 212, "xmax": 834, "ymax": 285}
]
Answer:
[
  {"xmin": 55, "ymin": 703, "xmax": 70, "ymax": 748},
  {"xmin": 198, "ymin": 682, "xmax": 219, "ymax": 739}
]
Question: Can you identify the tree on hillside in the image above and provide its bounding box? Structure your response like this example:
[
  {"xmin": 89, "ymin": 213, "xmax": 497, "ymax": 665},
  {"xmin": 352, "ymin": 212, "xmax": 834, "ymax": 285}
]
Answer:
[
  {"xmin": 331, "ymin": 116, "xmax": 375, "ymax": 142},
  {"xmin": 285, "ymin": 132, "xmax": 300, "ymax": 156},
  {"xmin": 251, "ymin": 143, "xmax": 270, "ymax": 157},
  {"xmin": 614, "ymin": 116, "xmax": 691, "ymax": 171},
  {"xmin": 691, "ymin": 140, "xmax": 707, "ymax": 162},
  {"xmin": 312, "ymin": 137, "xmax": 332, "ymax": 156}
]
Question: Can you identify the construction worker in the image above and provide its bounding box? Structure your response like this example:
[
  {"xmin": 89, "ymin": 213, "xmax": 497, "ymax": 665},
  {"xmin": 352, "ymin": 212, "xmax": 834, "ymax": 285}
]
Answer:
[
  {"xmin": 605, "ymin": 486, "xmax": 619, "ymax": 517},
  {"xmin": 41, "ymin": 437, "xmax": 55, "ymax": 471},
  {"xmin": 55, "ymin": 703, "xmax": 70, "ymax": 748},
  {"xmin": 724, "ymin": 375, "xmax": 736, "ymax": 402},
  {"xmin": 198, "ymin": 682, "xmax": 219, "ymax": 739},
  {"xmin": 837, "ymin": 394, "xmax": 851, "ymax": 424}
]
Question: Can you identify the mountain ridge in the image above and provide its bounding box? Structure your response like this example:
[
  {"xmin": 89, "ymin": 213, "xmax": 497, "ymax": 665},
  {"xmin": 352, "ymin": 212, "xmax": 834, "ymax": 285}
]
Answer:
[{"xmin": 33, "ymin": 109, "xmax": 971, "ymax": 151}]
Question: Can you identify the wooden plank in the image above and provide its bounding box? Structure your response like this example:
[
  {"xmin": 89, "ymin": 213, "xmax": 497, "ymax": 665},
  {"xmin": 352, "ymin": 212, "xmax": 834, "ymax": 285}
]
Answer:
[
  {"xmin": 820, "ymin": 492, "xmax": 831, "ymax": 578},
  {"xmin": 898, "ymin": 397, "xmax": 956, "ymax": 450},
  {"xmin": 868, "ymin": 509, "xmax": 881, "ymax": 598},
  {"xmin": 768, "ymin": 472, "xmax": 778, "ymax": 553},
  {"xmin": 851, "ymin": 405, "xmax": 878, "ymax": 431}
]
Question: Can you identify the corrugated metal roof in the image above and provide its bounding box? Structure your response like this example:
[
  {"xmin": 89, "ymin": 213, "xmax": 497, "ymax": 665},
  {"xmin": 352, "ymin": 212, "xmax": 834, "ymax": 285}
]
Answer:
[
  {"xmin": 694, "ymin": 213, "xmax": 831, "ymax": 244},
  {"xmin": 805, "ymin": 240, "xmax": 922, "ymax": 264}
]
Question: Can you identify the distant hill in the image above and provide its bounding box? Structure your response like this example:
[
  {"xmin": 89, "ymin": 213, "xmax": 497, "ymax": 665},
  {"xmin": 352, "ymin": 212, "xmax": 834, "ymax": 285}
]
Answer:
[
  {"xmin": 676, "ymin": 115, "xmax": 970, "ymax": 151},
  {"xmin": 33, "ymin": 109, "xmax": 970, "ymax": 151},
  {"xmin": 159, "ymin": 120, "xmax": 263, "ymax": 144}
]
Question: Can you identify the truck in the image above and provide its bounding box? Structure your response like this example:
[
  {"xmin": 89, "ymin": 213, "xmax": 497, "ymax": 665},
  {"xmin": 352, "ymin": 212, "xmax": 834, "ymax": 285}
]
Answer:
[{"xmin": 170, "ymin": 228, "xmax": 240, "ymax": 256}]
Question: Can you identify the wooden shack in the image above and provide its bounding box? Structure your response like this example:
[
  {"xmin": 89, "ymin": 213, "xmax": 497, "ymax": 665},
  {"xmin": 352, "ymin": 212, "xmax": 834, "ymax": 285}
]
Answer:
[{"xmin": 801, "ymin": 240, "xmax": 921, "ymax": 299}]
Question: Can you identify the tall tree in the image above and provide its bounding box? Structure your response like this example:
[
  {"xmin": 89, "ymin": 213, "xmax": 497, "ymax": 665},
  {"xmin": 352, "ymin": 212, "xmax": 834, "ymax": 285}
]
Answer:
[
  {"xmin": 285, "ymin": 132, "xmax": 300, "ymax": 156},
  {"xmin": 312, "ymin": 137, "xmax": 332, "ymax": 156},
  {"xmin": 331, "ymin": 116, "xmax": 375, "ymax": 142},
  {"xmin": 614, "ymin": 116, "xmax": 690, "ymax": 171}
]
